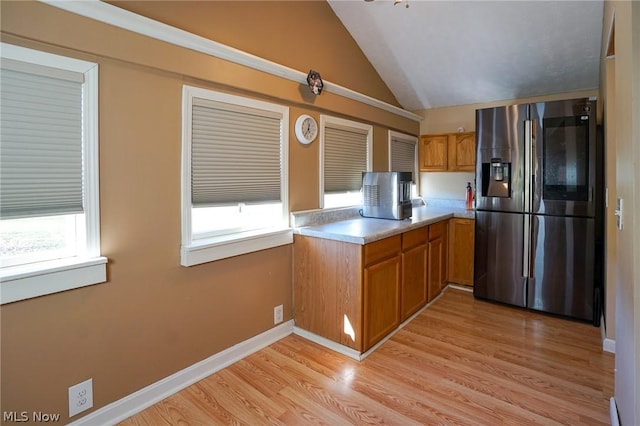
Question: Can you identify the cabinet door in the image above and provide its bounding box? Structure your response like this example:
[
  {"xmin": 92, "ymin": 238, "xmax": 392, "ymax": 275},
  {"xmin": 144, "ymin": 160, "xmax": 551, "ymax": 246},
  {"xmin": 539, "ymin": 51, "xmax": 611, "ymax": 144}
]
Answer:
[
  {"xmin": 363, "ymin": 255, "xmax": 401, "ymax": 351},
  {"xmin": 428, "ymin": 221, "xmax": 448, "ymax": 301},
  {"xmin": 419, "ymin": 135, "xmax": 448, "ymax": 171},
  {"xmin": 448, "ymin": 218, "xmax": 475, "ymax": 286},
  {"xmin": 450, "ymin": 132, "xmax": 476, "ymax": 172},
  {"xmin": 401, "ymin": 243, "xmax": 427, "ymax": 321}
]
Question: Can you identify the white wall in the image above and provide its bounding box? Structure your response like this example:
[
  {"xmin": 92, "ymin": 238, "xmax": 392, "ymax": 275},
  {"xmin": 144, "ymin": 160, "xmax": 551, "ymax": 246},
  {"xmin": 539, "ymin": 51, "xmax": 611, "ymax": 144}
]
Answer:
[{"xmin": 419, "ymin": 172, "xmax": 474, "ymax": 201}]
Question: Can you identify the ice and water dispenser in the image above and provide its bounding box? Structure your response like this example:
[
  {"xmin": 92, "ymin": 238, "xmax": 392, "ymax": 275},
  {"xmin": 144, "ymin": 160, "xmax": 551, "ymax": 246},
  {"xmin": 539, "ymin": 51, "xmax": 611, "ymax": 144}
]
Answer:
[{"xmin": 481, "ymin": 157, "xmax": 511, "ymax": 198}]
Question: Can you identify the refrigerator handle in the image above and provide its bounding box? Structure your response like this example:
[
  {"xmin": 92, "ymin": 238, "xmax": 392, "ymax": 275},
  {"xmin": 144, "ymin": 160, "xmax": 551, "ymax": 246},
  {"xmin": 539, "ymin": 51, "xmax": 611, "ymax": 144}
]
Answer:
[
  {"xmin": 524, "ymin": 120, "xmax": 532, "ymax": 212},
  {"xmin": 523, "ymin": 214, "xmax": 531, "ymax": 278},
  {"xmin": 531, "ymin": 120, "xmax": 537, "ymax": 209},
  {"xmin": 523, "ymin": 119, "xmax": 533, "ymax": 281}
]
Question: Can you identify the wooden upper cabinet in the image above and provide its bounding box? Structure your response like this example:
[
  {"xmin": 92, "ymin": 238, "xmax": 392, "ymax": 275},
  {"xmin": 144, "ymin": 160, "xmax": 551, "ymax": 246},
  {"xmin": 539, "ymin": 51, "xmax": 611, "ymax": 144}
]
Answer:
[
  {"xmin": 449, "ymin": 132, "xmax": 476, "ymax": 172},
  {"xmin": 420, "ymin": 132, "xmax": 476, "ymax": 172},
  {"xmin": 419, "ymin": 134, "xmax": 448, "ymax": 171}
]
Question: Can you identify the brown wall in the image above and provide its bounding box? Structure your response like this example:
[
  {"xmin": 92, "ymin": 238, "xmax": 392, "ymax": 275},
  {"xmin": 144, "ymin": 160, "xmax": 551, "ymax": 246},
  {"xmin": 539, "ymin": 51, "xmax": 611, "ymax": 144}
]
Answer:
[
  {"xmin": 107, "ymin": 0, "xmax": 402, "ymax": 109},
  {"xmin": 0, "ymin": 1, "xmax": 418, "ymax": 422}
]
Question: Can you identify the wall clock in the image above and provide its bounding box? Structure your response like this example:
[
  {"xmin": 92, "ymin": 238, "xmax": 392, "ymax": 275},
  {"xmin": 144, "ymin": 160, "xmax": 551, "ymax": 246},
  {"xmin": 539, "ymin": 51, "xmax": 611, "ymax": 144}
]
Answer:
[{"xmin": 294, "ymin": 114, "xmax": 318, "ymax": 145}]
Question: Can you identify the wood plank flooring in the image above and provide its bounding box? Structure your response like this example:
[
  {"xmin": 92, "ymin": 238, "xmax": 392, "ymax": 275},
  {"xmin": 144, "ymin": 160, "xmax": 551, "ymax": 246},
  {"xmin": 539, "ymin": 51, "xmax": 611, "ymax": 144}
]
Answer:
[{"xmin": 119, "ymin": 288, "xmax": 614, "ymax": 425}]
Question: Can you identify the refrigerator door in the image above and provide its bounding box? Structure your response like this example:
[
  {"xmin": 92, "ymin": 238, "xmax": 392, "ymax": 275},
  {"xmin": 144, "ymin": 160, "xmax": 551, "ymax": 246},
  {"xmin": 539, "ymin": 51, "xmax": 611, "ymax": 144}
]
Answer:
[
  {"xmin": 528, "ymin": 214, "xmax": 595, "ymax": 321},
  {"xmin": 474, "ymin": 210, "xmax": 526, "ymax": 307},
  {"xmin": 529, "ymin": 99, "xmax": 596, "ymax": 217},
  {"xmin": 475, "ymin": 104, "xmax": 528, "ymax": 213}
]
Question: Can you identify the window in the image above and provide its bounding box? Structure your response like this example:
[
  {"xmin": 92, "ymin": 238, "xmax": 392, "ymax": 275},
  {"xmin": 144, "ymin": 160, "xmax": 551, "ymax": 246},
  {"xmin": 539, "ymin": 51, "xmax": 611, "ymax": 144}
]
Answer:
[
  {"xmin": 181, "ymin": 86, "xmax": 291, "ymax": 266},
  {"xmin": 389, "ymin": 131, "xmax": 419, "ymax": 197},
  {"xmin": 320, "ymin": 116, "xmax": 372, "ymax": 208},
  {"xmin": 0, "ymin": 43, "xmax": 106, "ymax": 304}
]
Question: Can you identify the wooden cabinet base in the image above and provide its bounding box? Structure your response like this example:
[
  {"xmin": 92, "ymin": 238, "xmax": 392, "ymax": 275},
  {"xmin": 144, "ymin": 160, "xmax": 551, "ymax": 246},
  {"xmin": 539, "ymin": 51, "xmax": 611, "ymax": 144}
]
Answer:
[
  {"xmin": 293, "ymin": 235, "xmax": 362, "ymax": 350},
  {"xmin": 294, "ymin": 222, "xmax": 448, "ymax": 357}
]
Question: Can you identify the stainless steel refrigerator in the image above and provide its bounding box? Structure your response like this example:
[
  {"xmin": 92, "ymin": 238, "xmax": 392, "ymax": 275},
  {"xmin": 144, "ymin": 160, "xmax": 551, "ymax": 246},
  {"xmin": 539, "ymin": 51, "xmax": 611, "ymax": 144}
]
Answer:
[{"xmin": 474, "ymin": 98, "xmax": 603, "ymax": 324}]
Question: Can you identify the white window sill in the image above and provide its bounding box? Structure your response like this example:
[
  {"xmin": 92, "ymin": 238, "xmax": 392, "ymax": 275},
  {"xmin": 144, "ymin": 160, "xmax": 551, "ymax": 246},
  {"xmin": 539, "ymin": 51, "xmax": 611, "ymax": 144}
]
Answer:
[
  {"xmin": 181, "ymin": 227, "xmax": 293, "ymax": 266},
  {"xmin": 0, "ymin": 256, "xmax": 108, "ymax": 304}
]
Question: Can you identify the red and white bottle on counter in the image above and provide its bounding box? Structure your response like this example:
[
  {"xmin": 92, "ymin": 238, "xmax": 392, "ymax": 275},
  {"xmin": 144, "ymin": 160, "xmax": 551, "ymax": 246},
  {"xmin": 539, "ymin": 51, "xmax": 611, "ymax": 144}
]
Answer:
[{"xmin": 466, "ymin": 182, "xmax": 473, "ymax": 210}]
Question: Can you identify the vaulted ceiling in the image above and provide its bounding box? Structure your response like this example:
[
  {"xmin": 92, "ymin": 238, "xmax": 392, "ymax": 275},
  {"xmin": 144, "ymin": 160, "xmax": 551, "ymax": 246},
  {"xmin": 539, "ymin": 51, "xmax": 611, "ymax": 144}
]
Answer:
[{"xmin": 328, "ymin": 0, "xmax": 604, "ymax": 111}]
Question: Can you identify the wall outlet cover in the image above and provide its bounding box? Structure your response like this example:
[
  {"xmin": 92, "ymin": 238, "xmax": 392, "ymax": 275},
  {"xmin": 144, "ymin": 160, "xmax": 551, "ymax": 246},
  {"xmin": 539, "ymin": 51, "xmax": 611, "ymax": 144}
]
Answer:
[
  {"xmin": 274, "ymin": 305, "xmax": 283, "ymax": 324},
  {"xmin": 68, "ymin": 378, "xmax": 93, "ymax": 417}
]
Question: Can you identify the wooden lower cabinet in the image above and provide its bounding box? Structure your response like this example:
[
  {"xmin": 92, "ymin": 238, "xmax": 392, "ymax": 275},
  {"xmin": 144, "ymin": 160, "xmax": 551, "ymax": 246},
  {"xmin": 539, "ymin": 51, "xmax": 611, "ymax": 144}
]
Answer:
[
  {"xmin": 427, "ymin": 220, "xmax": 448, "ymax": 301},
  {"xmin": 293, "ymin": 233, "xmax": 401, "ymax": 353},
  {"xmin": 293, "ymin": 235, "xmax": 363, "ymax": 349},
  {"xmin": 448, "ymin": 218, "xmax": 475, "ymax": 286},
  {"xmin": 294, "ymin": 225, "xmax": 437, "ymax": 354}
]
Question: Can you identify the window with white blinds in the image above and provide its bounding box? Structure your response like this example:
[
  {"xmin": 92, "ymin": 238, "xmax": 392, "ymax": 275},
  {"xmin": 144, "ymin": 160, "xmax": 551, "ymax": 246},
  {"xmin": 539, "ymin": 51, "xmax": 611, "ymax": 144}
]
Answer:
[
  {"xmin": 389, "ymin": 131, "xmax": 418, "ymax": 183},
  {"xmin": 0, "ymin": 61, "xmax": 84, "ymax": 219},
  {"xmin": 0, "ymin": 43, "xmax": 105, "ymax": 305},
  {"xmin": 321, "ymin": 116, "xmax": 372, "ymax": 208},
  {"xmin": 181, "ymin": 85, "xmax": 291, "ymax": 266},
  {"xmin": 191, "ymin": 97, "xmax": 283, "ymax": 206}
]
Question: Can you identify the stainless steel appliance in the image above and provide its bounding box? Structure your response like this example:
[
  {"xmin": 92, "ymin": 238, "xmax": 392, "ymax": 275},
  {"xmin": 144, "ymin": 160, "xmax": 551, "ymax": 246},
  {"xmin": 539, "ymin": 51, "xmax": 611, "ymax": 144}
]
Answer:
[
  {"xmin": 361, "ymin": 172, "xmax": 412, "ymax": 220},
  {"xmin": 474, "ymin": 98, "xmax": 603, "ymax": 324}
]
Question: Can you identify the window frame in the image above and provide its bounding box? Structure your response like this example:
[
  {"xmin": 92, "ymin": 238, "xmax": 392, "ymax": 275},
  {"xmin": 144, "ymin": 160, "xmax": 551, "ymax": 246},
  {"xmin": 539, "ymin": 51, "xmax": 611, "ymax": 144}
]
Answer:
[
  {"xmin": 180, "ymin": 85, "xmax": 292, "ymax": 267},
  {"xmin": 319, "ymin": 115, "xmax": 373, "ymax": 209},
  {"xmin": 0, "ymin": 43, "xmax": 106, "ymax": 305}
]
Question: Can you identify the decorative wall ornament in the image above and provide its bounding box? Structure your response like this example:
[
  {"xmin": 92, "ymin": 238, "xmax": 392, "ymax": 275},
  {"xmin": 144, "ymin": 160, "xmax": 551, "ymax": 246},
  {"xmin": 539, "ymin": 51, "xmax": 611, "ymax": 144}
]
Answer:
[{"xmin": 306, "ymin": 70, "xmax": 324, "ymax": 95}]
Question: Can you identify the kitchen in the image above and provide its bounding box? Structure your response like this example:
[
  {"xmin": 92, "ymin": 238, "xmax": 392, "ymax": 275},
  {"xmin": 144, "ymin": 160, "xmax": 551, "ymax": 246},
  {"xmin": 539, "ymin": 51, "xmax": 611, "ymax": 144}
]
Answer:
[{"xmin": 0, "ymin": 1, "xmax": 637, "ymax": 425}]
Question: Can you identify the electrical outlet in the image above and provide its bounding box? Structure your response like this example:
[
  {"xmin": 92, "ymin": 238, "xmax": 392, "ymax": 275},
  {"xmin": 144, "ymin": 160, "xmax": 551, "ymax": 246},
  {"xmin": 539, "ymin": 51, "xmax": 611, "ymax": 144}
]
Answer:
[
  {"xmin": 274, "ymin": 304, "xmax": 283, "ymax": 324},
  {"xmin": 68, "ymin": 378, "xmax": 93, "ymax": 417}
]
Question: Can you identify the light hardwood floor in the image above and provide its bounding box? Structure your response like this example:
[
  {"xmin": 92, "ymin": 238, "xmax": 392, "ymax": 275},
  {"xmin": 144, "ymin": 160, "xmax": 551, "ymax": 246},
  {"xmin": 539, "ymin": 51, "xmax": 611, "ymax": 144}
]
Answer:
[{"xmin": 119, "ymin": 288, "xmax": 614, "ymax": 425}]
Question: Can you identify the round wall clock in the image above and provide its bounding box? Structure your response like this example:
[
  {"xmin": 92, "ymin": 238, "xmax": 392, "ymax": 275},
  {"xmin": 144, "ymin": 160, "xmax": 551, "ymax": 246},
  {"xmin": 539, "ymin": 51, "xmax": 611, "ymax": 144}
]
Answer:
[{"xmin": 294, "ymin": 114, "xmax": 318, "ymax": 145}]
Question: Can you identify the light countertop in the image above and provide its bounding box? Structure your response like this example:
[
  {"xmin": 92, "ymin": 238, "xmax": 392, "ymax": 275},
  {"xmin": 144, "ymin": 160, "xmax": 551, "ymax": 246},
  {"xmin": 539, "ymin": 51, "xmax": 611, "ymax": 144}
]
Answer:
[{"xmin": 293, "ymin": 205, "xmax": 474, "ymax": 245}]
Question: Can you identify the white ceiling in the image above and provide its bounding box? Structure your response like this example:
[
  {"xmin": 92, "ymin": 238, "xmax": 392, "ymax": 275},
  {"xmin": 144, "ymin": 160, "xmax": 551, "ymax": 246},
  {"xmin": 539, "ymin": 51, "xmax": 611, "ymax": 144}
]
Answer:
[{"xmin": 328, "ymin": 0, "xmax": 604, "ymax": 111}]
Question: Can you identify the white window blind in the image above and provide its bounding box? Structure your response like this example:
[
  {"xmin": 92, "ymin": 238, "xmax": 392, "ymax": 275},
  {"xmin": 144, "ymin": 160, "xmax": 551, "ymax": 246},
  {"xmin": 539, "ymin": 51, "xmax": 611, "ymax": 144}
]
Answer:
[
  {"xmin": 191, "ymin": 97, "xmax": 283, "ymax": 206},
  {"xmin": 390, "ymin": 136, "xmax": 417, "ymax": 182},
  {"xmin": 324, "ymin": 124, "xmax": 369, "ymax": 193},
  {"xmin": 0, "ymin": 62, "xmax": 84, "ymax": 219}
]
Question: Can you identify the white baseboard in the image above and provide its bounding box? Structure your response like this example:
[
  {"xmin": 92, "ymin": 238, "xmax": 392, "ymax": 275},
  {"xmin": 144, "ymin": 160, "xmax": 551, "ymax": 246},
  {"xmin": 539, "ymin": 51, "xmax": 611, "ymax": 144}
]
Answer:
[
  {"xmin": 293, "ymin": 327, "xmax": 363, "ymax": 360},
  {"xmin": 599, "ymin": 313, "xmax": 616, "ymax": 353},
  {"xmin": 610, "ymin": 397, "xmax": 620, "ymax": 426},
  {"xmin": 69, "ymin": 320, "xmax": 294, "ymax": 426},
  {"xmin": 446, "ymin": 283, "xmax": 474, "ymax": 293}
]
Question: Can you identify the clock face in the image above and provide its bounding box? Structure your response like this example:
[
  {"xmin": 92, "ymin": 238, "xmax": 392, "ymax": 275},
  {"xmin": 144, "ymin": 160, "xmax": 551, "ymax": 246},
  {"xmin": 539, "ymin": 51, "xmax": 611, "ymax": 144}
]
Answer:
[{"xmin": 295, "ymin": 114, "xmax": 318, "ymax": 144}]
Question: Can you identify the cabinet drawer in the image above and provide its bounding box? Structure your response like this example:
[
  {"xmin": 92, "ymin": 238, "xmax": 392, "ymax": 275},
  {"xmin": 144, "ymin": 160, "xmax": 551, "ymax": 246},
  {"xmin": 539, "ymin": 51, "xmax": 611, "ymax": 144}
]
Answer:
[
  {"xmin": 429, "ymin": 220, "xmax": 448, "ymax": 241},
  {"xmin": 402, "ymin": 227, "xmax": 428, "ymax": 250},
  {"xmin": 364, "ymin": 235, "xmax": 401, "ymax": 266}
]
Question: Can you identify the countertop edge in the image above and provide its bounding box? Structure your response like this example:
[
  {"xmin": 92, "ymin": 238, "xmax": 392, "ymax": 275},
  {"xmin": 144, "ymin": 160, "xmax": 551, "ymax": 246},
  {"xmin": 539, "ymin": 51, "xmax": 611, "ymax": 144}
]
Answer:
[{"xmin": 294, "ymin": 208, "xmax": 474, "ymax": 245}]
